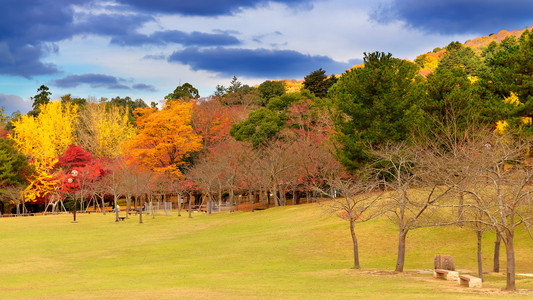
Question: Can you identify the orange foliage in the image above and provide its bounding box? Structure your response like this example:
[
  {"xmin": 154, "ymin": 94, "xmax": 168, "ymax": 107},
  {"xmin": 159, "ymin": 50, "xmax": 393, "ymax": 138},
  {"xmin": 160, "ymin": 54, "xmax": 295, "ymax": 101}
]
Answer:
[
  {"xmin": 192, "ymin": 100, "xmax": 235, "ymax": 150},
  {"xmin": 125, "ymin": 100, "xmax": 202, "ymax": 177},
  {"xmin": 465, "ymin": 28, "xmax": 528, "ymax": 53}
]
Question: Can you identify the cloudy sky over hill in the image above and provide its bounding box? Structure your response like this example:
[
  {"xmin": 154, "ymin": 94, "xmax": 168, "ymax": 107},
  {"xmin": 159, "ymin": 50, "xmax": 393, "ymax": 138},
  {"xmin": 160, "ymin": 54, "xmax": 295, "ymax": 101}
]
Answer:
[{"xmin": 1, "ymin": 0, "xmax": 532, "ymax": 114}]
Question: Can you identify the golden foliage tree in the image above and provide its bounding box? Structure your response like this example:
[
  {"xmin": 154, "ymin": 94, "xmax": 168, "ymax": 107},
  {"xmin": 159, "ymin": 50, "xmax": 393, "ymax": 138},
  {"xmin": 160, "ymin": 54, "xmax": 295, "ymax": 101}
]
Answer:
[
  {"xmin": 10, "ymin": 101, "xmax": 78, "ymax": 204},
  {"xmin": 10, "ymin": 101, "xmax": 78, "ymax": 161},
  {"xmin": 23, "ymin": 157, "xmax": 60, "ymax": 203},
  {"xmin": 76, "ymin": 102, "xmax": 136, "ymax": 158},
  {"xmin": 125, "ymin": 100, "xmax": 202, "ymax": 177}
]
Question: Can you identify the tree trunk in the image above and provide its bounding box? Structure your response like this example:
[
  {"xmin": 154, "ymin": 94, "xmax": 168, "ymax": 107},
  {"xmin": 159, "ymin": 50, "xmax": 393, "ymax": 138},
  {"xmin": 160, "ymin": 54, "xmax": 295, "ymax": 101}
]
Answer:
[
  {"xmin": 272, "ymin": 184, "xmax": 279, "ymax": 206},
  {"xmin": 188, "ymin": 192, "xmax": 192, "ymax": 219},
  {"xmin": 101, "ymin": 195, "xmax": 106, "ymax": 215},
  {"xmin": 457, "ymin": 191, "xmax": 464, "ymax": 226},
  {"xmin": 249, "ymin": 192, "xmax": 254, "ymax": 212},
  {"xmin": 260, "ymin": 189, "xmax": 264, "ymax": 209},
  {"xmin": 139, "ymin": 194, "xmax": 143, "ymax": 224},
  {"xmin": 229, "ymin": 189, "xmax": 235, "ymax": 213},
  {"xmin": 494, "ymin": 233, "xmax": 501, "ymax": 273},
  {"xmin": 126, "ymin": 195, "xmax": 131, "ymax": 219},
  {"xmin": 218, "ymin": 191, "xmax": 222, "ymax": 212},
  {"xmin": 395, "ymin": 229, "xmax": 408, "ymax": 272},
  {"xmin": 207, "ymin": 193, "xmax": 212, "ymax": 214},
  {"xmin": 504, "ymin": 236, "xmax": 516, "ymax": 290},
  {"xmin": 476, "ymin": 231, "xmax": 484, "ymax": 281},
  {"xmin": 114, "ymin": 195, "xmax": 119, "ymax": 222},
  {"xmin": 350, "ymin": 218, "xmax": 360, "ymax": 269},
  {"xmin": 177, "ymin": 193, "xmax": 182, "ymax": 217},
  {"xmin": 151, "ymin": 194, "xmax": 154, "ymax": 219},
  {"xmin": 163, "ymin": 194, "xmax": 168, "ymax": 215}
]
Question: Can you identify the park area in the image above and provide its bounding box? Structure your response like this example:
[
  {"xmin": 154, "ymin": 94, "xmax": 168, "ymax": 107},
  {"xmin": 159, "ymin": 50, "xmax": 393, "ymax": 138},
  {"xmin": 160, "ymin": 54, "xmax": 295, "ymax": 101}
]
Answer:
[{"xmin": 2, "ymin": 203, "xmax": 533, "ymax": 299}]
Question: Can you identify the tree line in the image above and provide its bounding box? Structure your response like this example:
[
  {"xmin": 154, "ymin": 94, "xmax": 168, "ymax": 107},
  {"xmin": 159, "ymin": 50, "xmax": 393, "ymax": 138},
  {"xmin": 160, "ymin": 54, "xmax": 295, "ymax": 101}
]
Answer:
[{"xmin": 1, "ymin": 28, "xmax": 533, "ymax": 291}]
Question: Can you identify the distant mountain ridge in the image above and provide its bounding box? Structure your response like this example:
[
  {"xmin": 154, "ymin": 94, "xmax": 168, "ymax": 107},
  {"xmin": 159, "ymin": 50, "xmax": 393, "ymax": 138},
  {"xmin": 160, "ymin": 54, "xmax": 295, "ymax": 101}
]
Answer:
[
  {"xmin": 284, "ymin": 26, "xmax": 532, "ymax": 88},
  {"xmin": 464, "ymin": 27, "xmax": 530, "ymax": 52}
]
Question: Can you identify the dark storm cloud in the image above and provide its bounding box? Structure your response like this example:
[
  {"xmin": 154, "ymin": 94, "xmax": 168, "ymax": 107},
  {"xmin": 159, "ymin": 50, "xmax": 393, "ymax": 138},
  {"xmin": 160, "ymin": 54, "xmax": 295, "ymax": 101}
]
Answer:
[
  {"xmin": 74, "ymin": 12, "xmax": 154, "ymax": 37},
  {"xmin": 374, "ymin": 0, "xmax": 533, "ymax": 34},
  {"xmin": 0, "ymin": 0, "xmax": 245, "ymax": 78},
  {"xmin": 53, "ymin": 73, "xmax": 155, "ymax": 91},
  {"xmin": 116, "ymin": 0, "xmax": 313, "ymax": 16},
  {"xmin": 0, "ymin": 0, "xmax": 85, "ymax": 77},
  {"xmin": 168, "ymin": 47, "xmax": 359, "ymax": 78},
  {"xmin": 111, "ymin": 30, "xmax": 240, "ymax": 46}
]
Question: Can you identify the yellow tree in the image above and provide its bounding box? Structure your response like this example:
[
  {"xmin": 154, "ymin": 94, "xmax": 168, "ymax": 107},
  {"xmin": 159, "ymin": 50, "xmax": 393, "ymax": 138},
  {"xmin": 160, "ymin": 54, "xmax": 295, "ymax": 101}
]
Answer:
[
  {"xmin": 76, "ymin": 102, "xmax": 136, "ymax": 158},
  {"xmin": 125, "ymin": 100, "xmax": 202, "ymax": 177},
  {"xmin": 23, "ymin": 158, "xmax": 60, "ymax": 203},
  {"xmin": 10, "ymin": 101, "xmax": 78, "ymax": 204},
  {"xmin": 10, "ymin": 101, "xmax": 78, "ymax": 160}
]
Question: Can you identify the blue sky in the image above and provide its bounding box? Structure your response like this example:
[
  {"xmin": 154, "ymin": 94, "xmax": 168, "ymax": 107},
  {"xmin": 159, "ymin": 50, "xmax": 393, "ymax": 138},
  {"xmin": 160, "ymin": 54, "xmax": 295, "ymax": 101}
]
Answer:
[{"xmin": 1, "ymin": 0, "xmax": 532, "ymax": 114}]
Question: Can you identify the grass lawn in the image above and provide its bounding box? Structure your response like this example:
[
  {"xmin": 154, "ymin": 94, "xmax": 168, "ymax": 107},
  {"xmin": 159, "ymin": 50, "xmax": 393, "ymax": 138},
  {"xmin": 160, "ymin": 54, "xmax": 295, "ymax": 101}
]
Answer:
[{"xmin": 1, "ymin": 203, "xmax": 533, "ymax": 299}]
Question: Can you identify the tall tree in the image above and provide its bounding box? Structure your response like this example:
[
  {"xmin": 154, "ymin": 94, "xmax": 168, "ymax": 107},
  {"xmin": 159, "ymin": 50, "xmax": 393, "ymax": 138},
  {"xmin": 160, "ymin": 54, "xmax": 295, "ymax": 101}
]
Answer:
[
  {"xmin": 329, "ymin": 52, "xmax": 422, "ymax": 170},
  {"xmin": 125, "ymin": 100, "xmax": 202, "ymax": 177},
  {"xmin": 318, "ymin": 177, "xmax": 384, "ymax": 269},
  {"xmin": 191, "ymin": 100, "xmax": 237, "ymax": 151},
  {"xmin": 31, "ymin": 85, "xmax": 52, "ymax": 110},
  {"xmin": 10, "ymin": 101, "xmax": 78, "ymax": 161},
  {"xmin": 480, "ymin": 29, "xmax": 533, "ymax": 132},
  {"xmin": 75, "ymin": 102, "xmax": 136, "ymax": 158},
  {"xmin": 371, "ymin": 143, "xmax": 453, "ymax": 272},
  {"xmin": 451, "ymin": 133, "xmax": 533, "ymax": 290}
]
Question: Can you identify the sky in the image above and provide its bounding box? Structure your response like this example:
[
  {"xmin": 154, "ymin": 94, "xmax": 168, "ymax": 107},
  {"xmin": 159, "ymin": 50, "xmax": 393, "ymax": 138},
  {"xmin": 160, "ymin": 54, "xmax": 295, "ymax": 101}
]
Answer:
[{"xmin": 1, "ymin": 0, "xmax": 532, "ymax": 114}]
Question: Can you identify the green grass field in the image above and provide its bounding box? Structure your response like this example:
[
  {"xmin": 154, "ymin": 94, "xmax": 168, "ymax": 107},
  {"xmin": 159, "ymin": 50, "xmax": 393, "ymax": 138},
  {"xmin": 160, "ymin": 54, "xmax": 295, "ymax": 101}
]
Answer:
[{"xmin": 1, "ymin": 203, "xmax": 533, "ymax": 299}]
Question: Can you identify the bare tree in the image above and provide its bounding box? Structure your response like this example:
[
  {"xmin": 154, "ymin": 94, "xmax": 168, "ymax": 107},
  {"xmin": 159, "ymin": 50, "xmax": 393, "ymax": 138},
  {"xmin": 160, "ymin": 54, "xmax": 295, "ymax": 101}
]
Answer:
[
  {"xmin": 317, "ymin": 176, "xmax": 384, "ymax": 269},
  {"xmin": 453, "ymin": 133, "xmax": 533, "ymax": 290},
  {"xmin": 371, "ymin": 143, "xmax": 454, "ymax": 272},
  {"xmin": 100, "ymin": 158, "xmax": 126, "ymax": 222},
  {"xmin": 187, "ymin": 155, "xmax": 219, "ymax": 214},
  {"xmin": 259, "ymin": 140, "xmax": 295, "ymax": 206}
]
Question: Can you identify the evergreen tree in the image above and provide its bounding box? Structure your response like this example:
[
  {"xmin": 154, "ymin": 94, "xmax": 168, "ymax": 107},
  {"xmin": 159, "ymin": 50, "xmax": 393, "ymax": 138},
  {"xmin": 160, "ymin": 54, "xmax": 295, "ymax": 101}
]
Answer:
[
  {"xmin": 480, "ymin": 29, "xmax": 533, "ymax": 132},
  {"xmin": 165, "ymin": 82, "xmax": 199, "ymax": 101},
  {"xmin": 303, "ymin": 68, "xmax": 337, "ymax": 98},
  {"xmin": 0, "ymin": 138, "xmax": 30, "ymax": 187},
  {"xmin": 258, "ymin": 80, "xmax": 285, "ymax": 105},
  {"xmin": 438, "ymin": 42, "xmax": 486, "ymax": 76},
  {"xmin": 329, "ymin": 52, "xmax": 423, "ymax": 170},
  {"xmin": 32, "ymin": 85, "xmax": 51, "ymax": 109},
  {"xmin": 230, "ymin": 108, "xmax": 284, "ymax": 147}
]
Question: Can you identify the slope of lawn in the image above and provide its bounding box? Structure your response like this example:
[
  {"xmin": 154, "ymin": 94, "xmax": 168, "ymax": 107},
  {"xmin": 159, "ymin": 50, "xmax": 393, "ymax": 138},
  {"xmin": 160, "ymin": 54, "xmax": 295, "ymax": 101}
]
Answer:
[{"xmin": 1, "ymin": 202, "xmax": 533, "ymax": 299}]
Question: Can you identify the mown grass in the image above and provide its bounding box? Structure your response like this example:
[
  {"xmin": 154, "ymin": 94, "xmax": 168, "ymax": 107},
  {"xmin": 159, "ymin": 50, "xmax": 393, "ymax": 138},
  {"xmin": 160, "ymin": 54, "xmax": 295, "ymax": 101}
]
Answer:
[{"xmin": 1, "ymin": 203, "xmax": 533, "ymax": 299}]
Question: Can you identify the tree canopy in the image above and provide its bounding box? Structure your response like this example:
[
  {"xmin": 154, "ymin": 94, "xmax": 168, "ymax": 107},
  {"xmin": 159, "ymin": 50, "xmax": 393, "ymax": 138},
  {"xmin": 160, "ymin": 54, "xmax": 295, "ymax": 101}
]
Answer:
[
  {"xmin": 303, "ymin": 68, "xmax": 337, "ymax": 98},
  {"xmin": 329, "ymin": 52, "xmax": 422, "ymax": 170},
  {"xmin": 165, "ymin": 83, "xmax": 200, "ymax": 101}
]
